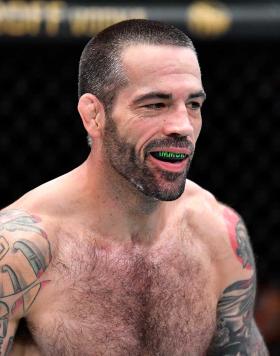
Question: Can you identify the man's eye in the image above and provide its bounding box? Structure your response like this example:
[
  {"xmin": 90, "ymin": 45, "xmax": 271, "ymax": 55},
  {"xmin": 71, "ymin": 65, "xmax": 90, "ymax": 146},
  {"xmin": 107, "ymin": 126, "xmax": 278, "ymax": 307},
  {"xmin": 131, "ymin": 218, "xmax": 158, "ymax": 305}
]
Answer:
[
  {"xmin": 144, "ymin": 103, "xmax": 165, "ymax": 110},
  {"xmin": 188, "ymin": 101, "xmax": 201, "ymax": 110}
]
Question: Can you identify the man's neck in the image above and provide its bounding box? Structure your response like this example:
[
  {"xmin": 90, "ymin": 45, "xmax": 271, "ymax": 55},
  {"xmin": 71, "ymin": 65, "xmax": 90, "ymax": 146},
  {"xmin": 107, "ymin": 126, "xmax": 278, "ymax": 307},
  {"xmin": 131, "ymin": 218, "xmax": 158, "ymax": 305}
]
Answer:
[{"xmin": 75, "ymin": 154, "xmax": 168, "ymax": 244}]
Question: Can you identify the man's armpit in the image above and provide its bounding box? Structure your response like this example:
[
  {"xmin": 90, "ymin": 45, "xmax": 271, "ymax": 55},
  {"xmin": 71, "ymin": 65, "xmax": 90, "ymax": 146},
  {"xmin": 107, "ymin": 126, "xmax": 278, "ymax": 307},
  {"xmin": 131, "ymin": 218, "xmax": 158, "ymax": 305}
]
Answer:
[
  {"xmin": 0, "ymin": 209, "xmax": 52, "ymax": 317},
  {"xmin": 209, "ymin": 276, "xmax": 268, "ymax": 355}
]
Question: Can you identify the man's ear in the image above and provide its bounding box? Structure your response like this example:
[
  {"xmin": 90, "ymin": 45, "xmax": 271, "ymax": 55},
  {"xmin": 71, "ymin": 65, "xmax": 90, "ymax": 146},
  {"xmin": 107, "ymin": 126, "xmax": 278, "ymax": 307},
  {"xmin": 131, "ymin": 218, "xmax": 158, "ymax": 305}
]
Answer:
[{"xmin": 78, "ymin": 93, "xmax": 105, "ymax": 138}]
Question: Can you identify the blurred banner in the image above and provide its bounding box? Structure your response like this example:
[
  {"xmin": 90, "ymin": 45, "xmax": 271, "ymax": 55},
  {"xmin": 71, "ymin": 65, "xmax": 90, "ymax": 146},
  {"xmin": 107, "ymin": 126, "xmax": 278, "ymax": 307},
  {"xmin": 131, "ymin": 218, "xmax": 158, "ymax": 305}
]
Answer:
[{"xmin": 0, "ymin": 0, "xmax": 279, "ymax": 40}]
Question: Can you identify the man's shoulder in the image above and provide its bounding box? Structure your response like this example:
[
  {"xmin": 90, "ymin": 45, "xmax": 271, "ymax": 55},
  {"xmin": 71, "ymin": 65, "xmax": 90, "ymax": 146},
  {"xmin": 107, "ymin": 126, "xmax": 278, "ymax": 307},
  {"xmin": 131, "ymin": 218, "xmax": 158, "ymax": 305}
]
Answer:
[
  {"xmin": 0, "ymin": 171, "xmax": 77, "ymax": 317},
  {"xmin": 182, "ymin": 180, "xmax": 255, "ymax": 281},
  {"xmin": 181, "ymin": 180, "xmax": 237, "ymax": 254},
  {"xmin": 0, "ymin": 207, "xmax": 53, "ymax": 319},
  {"xmin": 4, "ymin": 169, "xmax": 77, "ymax": 219},
  {"xmin": 0, "ymin": 174, "xmax": 69, "ymax": 253},
  {"xmin": 183, "ymin": 179, "xmax": 239, "ymax": 219},
  {"xmin": 183, "ymin": 179, "xmax": 223, "ymax": 217}
]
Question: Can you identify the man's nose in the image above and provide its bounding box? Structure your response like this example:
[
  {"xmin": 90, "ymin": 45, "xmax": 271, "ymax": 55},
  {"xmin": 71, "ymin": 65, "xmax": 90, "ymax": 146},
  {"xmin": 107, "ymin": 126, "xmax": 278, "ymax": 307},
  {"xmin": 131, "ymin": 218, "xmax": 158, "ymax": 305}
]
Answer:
[{"xmin": 161, "ymin": 108, "xmax": 194, "ymax": 138}]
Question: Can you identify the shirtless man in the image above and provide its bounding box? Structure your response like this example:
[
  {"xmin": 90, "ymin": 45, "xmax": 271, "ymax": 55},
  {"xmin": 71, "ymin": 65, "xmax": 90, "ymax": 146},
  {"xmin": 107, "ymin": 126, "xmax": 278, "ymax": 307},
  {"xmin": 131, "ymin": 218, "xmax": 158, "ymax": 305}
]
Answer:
[{"xmin": 0, "ymin": 19, "xmax": 268, "ymax": 355}]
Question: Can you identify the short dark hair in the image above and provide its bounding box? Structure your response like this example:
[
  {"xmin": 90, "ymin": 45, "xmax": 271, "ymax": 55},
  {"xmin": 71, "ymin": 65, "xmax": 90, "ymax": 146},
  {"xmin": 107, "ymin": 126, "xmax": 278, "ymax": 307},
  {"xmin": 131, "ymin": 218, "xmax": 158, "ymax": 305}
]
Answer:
[{"xmin": 78, "ymin": 19, "xmax": 196, "ymax": 112}]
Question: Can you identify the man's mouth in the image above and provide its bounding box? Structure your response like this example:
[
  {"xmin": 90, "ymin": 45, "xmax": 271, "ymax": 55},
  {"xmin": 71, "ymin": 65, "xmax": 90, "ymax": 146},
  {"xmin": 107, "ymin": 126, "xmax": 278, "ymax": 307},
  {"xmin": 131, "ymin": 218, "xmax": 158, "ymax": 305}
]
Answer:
[{"xmin": 149, "ymin": 151, "xmax": 188, "ymax": 163}]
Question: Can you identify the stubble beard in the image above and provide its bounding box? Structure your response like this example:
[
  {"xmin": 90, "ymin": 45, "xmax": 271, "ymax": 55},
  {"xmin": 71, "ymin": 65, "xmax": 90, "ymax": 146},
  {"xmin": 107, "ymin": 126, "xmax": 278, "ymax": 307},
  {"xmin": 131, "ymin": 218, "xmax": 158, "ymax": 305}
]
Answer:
[{"xmin": 103, "ymin": 115, "xmax": 194, "ymax": 201}]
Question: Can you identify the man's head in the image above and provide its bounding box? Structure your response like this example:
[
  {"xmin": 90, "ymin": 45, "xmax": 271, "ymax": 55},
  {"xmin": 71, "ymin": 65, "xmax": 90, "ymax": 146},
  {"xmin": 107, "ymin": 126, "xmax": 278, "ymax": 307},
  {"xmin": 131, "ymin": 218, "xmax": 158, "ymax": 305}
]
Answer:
[
  {"xmin": 78, "ymin": 19, "xmax": 205, "ymax": 201},
  {"xmin": 78, "ymin": 19, "xmax": 196, "ymax": 115}
]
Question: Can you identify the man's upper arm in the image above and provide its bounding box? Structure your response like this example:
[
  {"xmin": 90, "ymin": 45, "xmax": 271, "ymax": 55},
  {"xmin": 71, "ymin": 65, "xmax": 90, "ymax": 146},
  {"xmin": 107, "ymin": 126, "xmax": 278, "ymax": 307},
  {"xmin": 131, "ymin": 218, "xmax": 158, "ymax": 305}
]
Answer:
[
  {"xmin": 0, "ymin": 209, "xmax": 52, "ymax": 355},
  {"xmin": 209, "ymin": 206, "xmax": 269, "ymax": 355}
]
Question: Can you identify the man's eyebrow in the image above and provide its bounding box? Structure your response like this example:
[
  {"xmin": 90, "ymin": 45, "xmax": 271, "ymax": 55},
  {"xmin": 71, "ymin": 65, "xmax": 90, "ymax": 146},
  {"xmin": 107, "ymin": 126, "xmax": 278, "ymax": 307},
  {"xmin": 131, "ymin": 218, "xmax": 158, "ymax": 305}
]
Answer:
[
  {"xmin": 132, "ymin": 92, "xmax": 172, "ymax": 105},
  {"xmin": 132, "ymin": 90, "xmax": 206, "ymax": 106},
  {"xmin": 188, "ymin": 90, "xmax": 207, "ymax": 101}
]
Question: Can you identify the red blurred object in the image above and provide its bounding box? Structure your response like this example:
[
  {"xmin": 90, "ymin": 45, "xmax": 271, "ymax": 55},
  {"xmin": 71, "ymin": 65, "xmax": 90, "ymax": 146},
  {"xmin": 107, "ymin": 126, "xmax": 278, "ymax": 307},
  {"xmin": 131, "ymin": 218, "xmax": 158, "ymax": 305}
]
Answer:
[{"xmin": 255, "ymin": 286, "xmax": 280, "ymax": 343}]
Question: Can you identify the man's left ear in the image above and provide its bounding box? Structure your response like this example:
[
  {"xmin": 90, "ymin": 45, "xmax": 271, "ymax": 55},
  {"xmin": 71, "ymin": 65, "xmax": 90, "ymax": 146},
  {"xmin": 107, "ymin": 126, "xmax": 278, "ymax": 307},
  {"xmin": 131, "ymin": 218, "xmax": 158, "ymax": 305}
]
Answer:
[{"xmin": 77, "ymin": 93, "xmax": 105, "ymax": 138}]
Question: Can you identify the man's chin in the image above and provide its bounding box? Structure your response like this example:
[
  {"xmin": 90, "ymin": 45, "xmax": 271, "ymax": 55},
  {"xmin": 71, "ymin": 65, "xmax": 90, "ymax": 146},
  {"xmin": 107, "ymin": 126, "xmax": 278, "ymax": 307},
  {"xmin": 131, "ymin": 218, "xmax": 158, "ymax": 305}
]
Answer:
[
  {"xmin": 140, "ymin": 179, "xmax": 187, "ymax": 202},
  {"xmin": 155, "ymin": 187, "xmax": 185, "ymax": 201}
]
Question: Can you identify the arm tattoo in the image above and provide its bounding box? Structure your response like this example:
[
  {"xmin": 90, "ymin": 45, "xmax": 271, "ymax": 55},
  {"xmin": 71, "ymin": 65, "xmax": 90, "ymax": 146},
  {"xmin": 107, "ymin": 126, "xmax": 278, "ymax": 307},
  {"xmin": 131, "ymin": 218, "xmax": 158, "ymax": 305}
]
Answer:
[
  {"xmin": 209, "ymin": 208, "xmax": 269, "ymax": 355},
  {"xmin": 209, "ymin": 276, "xmax": 269, "ymax": 355},
  {"xmin": 223, "ymin": 207, "xmax": 255, "ymax": 270},
  {"xmin": 0, "ymin": 209, "xmax": 52, "ymax": 355}
]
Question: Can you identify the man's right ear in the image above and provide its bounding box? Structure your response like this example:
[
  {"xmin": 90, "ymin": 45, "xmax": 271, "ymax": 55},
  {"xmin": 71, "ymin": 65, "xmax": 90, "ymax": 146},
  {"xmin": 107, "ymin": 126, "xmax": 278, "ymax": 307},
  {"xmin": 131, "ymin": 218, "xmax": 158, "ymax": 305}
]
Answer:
[{"xmin": 78, "ymin": 93, "xmax": 105, "ymax": 138}]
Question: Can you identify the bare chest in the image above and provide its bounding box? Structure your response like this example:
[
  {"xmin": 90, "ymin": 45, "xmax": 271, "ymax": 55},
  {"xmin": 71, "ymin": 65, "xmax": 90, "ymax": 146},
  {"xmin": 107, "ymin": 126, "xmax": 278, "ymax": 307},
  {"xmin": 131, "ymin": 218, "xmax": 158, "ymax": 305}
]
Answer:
[{"xmin": 26, "ymin": 233, "xmax": 218, "ymax": 356}]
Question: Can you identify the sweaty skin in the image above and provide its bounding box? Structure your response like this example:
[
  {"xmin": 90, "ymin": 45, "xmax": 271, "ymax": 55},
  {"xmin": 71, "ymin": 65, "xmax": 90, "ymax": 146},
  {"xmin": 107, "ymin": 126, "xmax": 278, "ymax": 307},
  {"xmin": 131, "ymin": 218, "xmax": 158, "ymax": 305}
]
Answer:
[{"xmin": 1, "ymin": 44, "xmax": 268, "ymax": 355}]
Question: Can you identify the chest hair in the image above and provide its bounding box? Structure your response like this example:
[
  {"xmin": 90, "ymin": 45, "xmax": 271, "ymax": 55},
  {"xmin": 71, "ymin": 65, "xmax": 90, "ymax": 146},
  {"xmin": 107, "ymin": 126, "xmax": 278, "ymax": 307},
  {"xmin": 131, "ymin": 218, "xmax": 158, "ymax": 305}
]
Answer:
[{"xmin": 28, "ymin": 232, "xmax": 217, "ymax": 356}]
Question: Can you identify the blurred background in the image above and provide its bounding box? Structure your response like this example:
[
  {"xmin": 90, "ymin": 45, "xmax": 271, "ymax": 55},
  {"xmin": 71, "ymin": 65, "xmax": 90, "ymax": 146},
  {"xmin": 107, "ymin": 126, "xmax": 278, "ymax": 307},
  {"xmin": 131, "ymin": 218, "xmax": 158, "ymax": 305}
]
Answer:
[{"xmin": 0, "ymin": 0, "xmax": 279, "ymax": 354}]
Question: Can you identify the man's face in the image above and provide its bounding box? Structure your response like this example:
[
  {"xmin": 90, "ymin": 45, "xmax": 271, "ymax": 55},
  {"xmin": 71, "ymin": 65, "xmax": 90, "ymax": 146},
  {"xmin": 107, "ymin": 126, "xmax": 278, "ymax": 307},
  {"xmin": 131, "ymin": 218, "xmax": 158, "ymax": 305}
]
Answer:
[{"xmin": 102, "ymin": 44, "xmax": 205, "ymax": 201}]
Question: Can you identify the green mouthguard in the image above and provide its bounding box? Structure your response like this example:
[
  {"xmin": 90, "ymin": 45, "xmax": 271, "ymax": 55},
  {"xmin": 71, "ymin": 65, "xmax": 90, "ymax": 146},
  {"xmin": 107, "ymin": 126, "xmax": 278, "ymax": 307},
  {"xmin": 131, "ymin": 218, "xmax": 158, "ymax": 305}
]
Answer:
[{"xmin": 158, "ymin": 151, "xmax": 186, "ymax": 159}]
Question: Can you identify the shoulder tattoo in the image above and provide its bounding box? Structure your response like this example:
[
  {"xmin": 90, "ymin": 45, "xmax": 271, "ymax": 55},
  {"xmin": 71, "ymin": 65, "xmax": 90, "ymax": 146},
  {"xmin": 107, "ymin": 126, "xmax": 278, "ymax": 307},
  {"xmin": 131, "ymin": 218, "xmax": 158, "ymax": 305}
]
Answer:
[
  {"xmin": 223, "ymin": 207, "xmax": 255, "ymax": 270},
  {"xmin": 0, "ymin": 209, "xmax": 52, "ymax": 354}
]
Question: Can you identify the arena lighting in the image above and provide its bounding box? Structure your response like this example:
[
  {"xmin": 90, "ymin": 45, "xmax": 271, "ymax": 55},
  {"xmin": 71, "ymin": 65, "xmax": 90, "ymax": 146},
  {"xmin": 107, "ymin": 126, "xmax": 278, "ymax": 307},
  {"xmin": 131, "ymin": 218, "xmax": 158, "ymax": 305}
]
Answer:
[{"xmin": 0, "ymin": 1, "xmax": 279, "ymax": 40}]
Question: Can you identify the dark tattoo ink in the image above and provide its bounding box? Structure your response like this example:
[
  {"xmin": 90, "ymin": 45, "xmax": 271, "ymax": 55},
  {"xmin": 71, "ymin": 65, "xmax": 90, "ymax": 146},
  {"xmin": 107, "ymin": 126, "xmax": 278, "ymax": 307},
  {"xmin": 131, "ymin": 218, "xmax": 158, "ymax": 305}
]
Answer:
[
  {"xmin": 13, "ymin": 240, "xmax": 49, "ymax": 277},
  {"xmin": 0, "ymin": 318, "xmax": 9, "ymax": 355},
  {"xmin": 0, "ymin": 318, "xmax": 8, "ymax": 339},
  {"xmin": 1, "ymin": 265, "xmax": 25, "ymax": 293},
  {"xmin": 0, "ymin": 238, "xmax": 9, "ymax": 260},
  {"xmin": 223, "ymin": 207, "xmax": 254, "ymax": 270},
  {"xmin": 4, "ymin": 336, "xmax": 14, "ymax": 356},
  {"xmin": 209, "ymin": 276, "xmax": 268, "ymax": 355}
]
